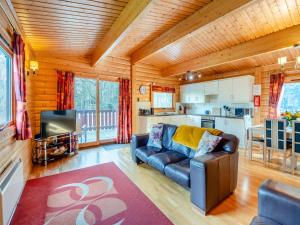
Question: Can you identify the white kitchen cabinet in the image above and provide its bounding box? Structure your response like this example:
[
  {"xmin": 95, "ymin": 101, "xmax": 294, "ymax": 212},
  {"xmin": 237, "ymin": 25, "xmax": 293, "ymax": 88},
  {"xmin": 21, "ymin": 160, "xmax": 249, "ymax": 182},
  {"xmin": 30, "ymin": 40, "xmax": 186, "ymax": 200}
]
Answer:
[
  {"xmin": 231, "ymin": 76, "xmax": 254, "ymax": 103},
  {"xmin": 204, "ymin": 80, "xmax": 219, "ymax": 95},
  {"xmin": 217, "ymin": 78, "xmax": 233, "ymax": 103},
  {"xmin": 180, "ymin": 83, "xmax": 205, "ymax": 103},
  {"xmin": 215, "ymin": 117, "xmax": 246, "ymax": 148},
  {"xmin": 181, "ymin": 75, "xmax": 254, "ymax": 104},
  {"xmin": 180, "ymin": 85, "xmax": 190, "ymax": 103}
]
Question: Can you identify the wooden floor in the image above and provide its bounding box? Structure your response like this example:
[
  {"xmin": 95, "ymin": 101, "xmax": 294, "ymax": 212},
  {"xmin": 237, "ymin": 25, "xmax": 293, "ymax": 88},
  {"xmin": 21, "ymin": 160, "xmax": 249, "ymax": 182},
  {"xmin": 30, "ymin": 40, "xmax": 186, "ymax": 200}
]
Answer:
[{"xmin": 30, "ymin": 146, "xmax": 300, "ymax": 225}]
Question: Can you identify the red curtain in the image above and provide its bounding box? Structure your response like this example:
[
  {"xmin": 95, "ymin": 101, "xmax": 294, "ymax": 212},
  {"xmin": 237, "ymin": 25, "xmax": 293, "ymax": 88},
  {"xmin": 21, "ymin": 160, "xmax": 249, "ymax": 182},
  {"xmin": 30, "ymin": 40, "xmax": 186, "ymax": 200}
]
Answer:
[
  {"xmin": 117, "ymin": 78, "xmax": 132, "ymax": 144},
  {"xmin": 269, "ymin": 73, "xmax": 285, "ymax": 119},
  {"xmin": 13, "ymin": 32, "xmax": 32, "ymax": 140},
  {"xmin": 57, "ymin": 71, "xmax": 74, "ymax": 110}
]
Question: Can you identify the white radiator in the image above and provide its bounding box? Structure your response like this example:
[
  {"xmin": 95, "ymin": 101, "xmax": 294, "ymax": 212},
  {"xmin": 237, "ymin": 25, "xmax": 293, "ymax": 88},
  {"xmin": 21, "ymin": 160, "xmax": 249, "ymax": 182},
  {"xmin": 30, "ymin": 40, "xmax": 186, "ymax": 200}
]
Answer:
[{"xmin": 0, "ymin": 159, "xmax": 24, "ymax": 225}]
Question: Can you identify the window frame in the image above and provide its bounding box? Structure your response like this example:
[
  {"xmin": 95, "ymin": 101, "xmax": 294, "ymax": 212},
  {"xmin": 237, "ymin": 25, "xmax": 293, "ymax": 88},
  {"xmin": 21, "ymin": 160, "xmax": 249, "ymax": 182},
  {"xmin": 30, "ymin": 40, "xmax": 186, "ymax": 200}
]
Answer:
[
  {"xmin": 277, "ymin": 80, "xmax": 300, "ymax": 115},
  {"xmin": 0, "ymin": 38, "xmax": 14, "ymax": 130},
  {"xmin": 152, "ymin": 91, "xmax": 174, "ymax": 109},
  {"xmin": 151, "ymin": 86, "xmax": 176, "ymax": 113}
]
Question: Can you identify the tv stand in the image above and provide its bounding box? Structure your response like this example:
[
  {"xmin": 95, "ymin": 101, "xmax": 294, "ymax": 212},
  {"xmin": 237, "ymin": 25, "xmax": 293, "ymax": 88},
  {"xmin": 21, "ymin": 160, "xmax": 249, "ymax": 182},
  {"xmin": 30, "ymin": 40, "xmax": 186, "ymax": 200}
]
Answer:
[{"xmin": 33, "ymin": 132, "xmax": 80, "ymax": 166}]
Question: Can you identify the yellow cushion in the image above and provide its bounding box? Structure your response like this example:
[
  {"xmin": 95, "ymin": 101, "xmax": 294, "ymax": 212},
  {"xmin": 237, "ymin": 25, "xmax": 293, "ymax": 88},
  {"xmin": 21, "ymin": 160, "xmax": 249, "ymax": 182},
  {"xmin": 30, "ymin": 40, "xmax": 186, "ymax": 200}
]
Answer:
[{"xmin": 172, "ymin": 125, "xmax": 223, "ymax": 150}]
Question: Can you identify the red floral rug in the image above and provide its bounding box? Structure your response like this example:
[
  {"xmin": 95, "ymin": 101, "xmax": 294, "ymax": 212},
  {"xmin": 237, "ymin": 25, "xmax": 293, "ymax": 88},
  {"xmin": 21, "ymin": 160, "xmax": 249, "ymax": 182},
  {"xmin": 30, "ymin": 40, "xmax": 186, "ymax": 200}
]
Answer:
[{"xmin": 12, "ymin": 163, "xmax": 173, "ymax": 225}]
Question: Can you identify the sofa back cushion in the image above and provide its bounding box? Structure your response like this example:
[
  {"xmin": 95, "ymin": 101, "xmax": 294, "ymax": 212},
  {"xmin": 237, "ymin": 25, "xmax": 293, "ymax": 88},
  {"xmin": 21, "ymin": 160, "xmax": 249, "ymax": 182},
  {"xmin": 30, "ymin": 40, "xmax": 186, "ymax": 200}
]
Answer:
[
  {"xmin": 170, "ymin": 141, "xmax": 192, "ymax": 157},
  {"xmin": 162, "ymin": 124, "xmax": 177, "ymax": 149},
  {"xmin": 161, "ymin": 124, "xmax": 191, "ymax": 157}
]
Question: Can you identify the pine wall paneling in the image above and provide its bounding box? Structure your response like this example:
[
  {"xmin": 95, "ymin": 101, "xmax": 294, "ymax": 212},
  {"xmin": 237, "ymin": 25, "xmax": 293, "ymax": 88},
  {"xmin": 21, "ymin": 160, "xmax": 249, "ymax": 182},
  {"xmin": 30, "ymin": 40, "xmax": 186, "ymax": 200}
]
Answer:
[
  {"xmin": 0, "ymin": 4, "xmax": 34, "ymax": 180},
  {"xmin": 32, "ymin": 56, "xmax": 131, "ymax": 134},
  {"xmin": 131, "ymin": 63, "xmax": 181, "ymax": 133}
]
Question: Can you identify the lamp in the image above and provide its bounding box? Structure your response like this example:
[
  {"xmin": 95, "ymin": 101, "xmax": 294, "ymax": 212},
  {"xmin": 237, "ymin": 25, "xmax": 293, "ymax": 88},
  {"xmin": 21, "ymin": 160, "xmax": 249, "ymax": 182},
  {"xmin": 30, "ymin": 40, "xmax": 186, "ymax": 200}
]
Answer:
[
  {"xmin": 295, "ymin": 56, "xmax": 300, "ymax": 69},
  {"xmin": 27, "ymin": 60, "xmax": 39, "ymax": 75},
  {"xmin": 278, "ymin": 56, "xmax": 287, "ymax": 70}
]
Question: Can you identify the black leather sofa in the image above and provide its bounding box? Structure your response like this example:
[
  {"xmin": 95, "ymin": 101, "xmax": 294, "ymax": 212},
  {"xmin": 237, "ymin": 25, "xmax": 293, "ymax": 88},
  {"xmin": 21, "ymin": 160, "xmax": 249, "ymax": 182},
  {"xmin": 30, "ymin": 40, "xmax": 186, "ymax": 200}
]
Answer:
[
  {"xmin": 131, "ymin": 124, "xmax": 239, "ymax": 214},
  {"xmin": 250, "ymin": 179, "xmax": 300, "ymax": 225}
]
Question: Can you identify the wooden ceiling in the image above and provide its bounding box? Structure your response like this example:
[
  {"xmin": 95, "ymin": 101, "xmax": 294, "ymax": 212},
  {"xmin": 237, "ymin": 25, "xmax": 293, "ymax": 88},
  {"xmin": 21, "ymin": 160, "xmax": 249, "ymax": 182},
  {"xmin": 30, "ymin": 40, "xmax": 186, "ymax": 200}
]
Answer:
[
  {"xmin": 142, "ymin": 0, "xmax": 300, "ymax": 68},
  {"xmin": 11, "ymin": 0, "xmax": 129, "ymax": 57},
  {"xmin": 109, "ymin": 0, "xmax": 212, "ymax": 57},
  {"xmin": 10, "ymin": 0, "xmax": 300, "ymax": 75}
]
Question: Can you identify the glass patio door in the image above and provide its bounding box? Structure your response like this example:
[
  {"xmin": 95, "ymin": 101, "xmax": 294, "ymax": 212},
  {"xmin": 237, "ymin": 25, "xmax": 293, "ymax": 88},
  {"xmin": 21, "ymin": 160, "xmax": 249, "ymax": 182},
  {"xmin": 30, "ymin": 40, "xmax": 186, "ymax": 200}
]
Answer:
[
  {"xmin": 99, "ymin": 81, "xmax": 119, "ymax": 142},
  {"xmin": 75, "ymin": 78, "xmax": 98, "ymax": 145},
  {"xmin": 75, "ymin": 78, "xmax": 119, "ymax": 145}
]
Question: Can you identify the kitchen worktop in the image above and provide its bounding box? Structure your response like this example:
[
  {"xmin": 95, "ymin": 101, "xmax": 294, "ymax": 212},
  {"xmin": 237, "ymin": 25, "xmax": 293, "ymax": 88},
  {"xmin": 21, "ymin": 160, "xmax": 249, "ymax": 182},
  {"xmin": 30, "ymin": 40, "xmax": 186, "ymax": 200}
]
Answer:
[{"xmin": 139, "ymin": 113, "xmax": 248, "ymax": 119}]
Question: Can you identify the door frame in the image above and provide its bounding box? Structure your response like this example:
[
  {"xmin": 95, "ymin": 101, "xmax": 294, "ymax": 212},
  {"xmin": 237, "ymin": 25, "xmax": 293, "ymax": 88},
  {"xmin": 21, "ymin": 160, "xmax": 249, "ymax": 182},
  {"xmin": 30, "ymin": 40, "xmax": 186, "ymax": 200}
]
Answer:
[{"xmin": 75, "ymin": 75, "xmax": 119, "ymax": 148}]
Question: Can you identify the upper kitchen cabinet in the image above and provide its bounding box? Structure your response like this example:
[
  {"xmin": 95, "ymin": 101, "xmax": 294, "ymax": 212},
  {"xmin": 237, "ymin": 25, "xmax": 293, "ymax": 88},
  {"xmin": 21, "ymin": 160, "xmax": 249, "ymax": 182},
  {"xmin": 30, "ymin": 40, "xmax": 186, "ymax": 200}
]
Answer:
[
  {"xmin": 180, "ymin": 83, "xmax": 206, "ymax": 103},
  {"xmin": 231, "ymin": 76, "xmax": 254, "ymax": 103},
  {"xmin": 218, "ymin": 78, "xmax": 233, "ymax": 103},
  {"xmin": 204, "ymin": 80, "xmax": 219, "ymax": 95},
  {"xmin": 217, "ymin": 75, "xmax": 254, "ymax": 103},
  {"xmin": 180, "ymin": 75, "xmax": 254, "ymax": 104}
]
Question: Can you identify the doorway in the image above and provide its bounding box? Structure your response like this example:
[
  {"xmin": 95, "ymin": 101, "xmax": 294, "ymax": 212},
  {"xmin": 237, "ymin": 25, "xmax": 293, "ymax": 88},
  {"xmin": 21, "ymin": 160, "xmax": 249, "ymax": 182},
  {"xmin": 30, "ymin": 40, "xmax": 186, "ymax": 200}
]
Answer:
[{"xmin": 75, "ymin": 78, "xmax": 119, "ymax": 146}]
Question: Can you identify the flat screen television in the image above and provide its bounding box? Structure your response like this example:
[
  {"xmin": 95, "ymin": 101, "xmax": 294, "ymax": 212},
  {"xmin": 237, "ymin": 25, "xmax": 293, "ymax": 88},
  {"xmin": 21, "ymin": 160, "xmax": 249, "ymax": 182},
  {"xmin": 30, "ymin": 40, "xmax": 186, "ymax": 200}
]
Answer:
[{"xmin": 40, "ymin": 110, "xmax": 76, "ymax": 138}]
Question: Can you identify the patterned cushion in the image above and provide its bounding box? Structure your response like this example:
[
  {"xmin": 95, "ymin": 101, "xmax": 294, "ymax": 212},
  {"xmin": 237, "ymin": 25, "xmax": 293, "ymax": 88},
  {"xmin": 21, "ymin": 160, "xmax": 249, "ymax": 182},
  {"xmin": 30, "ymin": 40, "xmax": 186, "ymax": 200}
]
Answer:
[
  {"xmin": 147, "ymin": 124, "xmax": 164, "ymax": 148},
  {"xmin": 194, "ymin": 131, "xmax": 222, "ymax": 157}
]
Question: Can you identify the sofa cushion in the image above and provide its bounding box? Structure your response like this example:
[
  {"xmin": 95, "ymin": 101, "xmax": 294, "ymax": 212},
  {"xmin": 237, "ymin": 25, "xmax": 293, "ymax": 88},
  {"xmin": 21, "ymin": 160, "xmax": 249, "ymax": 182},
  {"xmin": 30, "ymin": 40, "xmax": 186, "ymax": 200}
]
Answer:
[
  {"xmin": 170, "ymin": 141, "xmax": 192, "ymax": 157},
  {"xmin": 162, "ymin": 124, "xmax": 177, "ymax": 149},
  {"xmin": 250, "ymin": 216, "xmax": 280, "ymax": 225},
  {"xmin": 136, "ymin": 146, "xmax": 164, "ymax": 163},
  {"xmin": 164, "ymin": 158, "xmax": 191, "ymax": 188},
  {"xmin": 148, "ymin": 151, "xmax": 187, "ymax": 172}
]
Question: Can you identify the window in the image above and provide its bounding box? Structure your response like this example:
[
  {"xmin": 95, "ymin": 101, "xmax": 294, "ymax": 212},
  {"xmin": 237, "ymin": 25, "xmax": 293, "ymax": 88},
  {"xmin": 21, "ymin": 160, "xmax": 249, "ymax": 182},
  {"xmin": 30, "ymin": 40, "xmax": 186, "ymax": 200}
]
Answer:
[
  {"xmin": 0, "ymin": 46, "xmax": 12, "ymax": 128},
  {"xmin": 153, "ymin": 92, "xmax": 173, "ymax": 109},
  {"xmin": 278, "ymin": 83, "xmax": 300, "ymax": 113}
]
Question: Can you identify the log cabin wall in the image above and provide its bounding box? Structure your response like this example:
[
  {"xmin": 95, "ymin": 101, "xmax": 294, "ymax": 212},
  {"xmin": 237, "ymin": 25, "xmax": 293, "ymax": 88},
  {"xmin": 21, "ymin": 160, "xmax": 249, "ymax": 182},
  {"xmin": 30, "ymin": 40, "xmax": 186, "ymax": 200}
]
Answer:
[
  {"xmin": 31, "ymin": 56, "xmax": 131, "ymax": 134},
  {"xmin": 0, "ymin": 5, "xmax": 34, "ymax": 180},
  {"xmin": 131, "ymin": 63, "xmax": 180, "ymax": 133}
]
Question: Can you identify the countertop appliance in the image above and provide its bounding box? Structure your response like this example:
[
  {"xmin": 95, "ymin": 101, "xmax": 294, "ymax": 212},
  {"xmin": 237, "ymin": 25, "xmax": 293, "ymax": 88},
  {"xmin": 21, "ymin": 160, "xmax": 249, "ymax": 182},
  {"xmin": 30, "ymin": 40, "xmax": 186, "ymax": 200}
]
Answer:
[
  {"xmin": 234, "ymin": 108, "xmax": 252, "ymax": 117},
  {"xmin": 201, "ymin": 116, "xmax": 215, "ymax": 129}
]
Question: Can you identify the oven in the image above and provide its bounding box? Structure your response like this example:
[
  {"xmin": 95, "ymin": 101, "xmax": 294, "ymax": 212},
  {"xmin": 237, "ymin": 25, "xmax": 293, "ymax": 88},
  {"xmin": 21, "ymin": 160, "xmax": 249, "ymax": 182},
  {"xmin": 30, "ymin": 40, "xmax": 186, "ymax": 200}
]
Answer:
[{"xmin": 201, "ymin": 116, "xmax": 215, "ymax": 129}]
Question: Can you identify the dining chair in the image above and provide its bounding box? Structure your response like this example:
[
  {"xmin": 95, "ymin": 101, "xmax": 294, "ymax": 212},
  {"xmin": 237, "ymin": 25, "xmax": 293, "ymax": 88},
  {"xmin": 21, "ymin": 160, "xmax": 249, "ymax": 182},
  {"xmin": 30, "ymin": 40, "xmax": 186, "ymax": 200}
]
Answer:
[
  {"xmin": 264, "ymin": 119, "xmax": 292, "ymax": 171},
  {"xmin": 292, "ymin": 121, "xmax": 300, "ymax": 174},
  {"xmin": 244, "ymin": 115, "xmax": 264, "ymax": 160}
]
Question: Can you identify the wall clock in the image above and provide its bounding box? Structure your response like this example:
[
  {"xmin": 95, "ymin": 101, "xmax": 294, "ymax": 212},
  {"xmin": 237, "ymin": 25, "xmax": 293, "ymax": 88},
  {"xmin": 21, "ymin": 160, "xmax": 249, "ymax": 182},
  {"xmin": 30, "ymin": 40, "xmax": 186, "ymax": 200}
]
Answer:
[{"xmin": 139, "ymin": 85, "xmax": 147, "ymax": 95}]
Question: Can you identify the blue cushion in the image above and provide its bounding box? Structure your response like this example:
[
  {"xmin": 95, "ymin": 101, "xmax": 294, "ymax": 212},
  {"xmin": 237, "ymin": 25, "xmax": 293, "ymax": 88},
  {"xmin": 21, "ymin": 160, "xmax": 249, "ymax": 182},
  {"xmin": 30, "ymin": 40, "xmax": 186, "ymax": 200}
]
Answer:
[
  {"xmin": 162, "ymin": 124, "xmax": 177, "ymax": 149},
  {"xmin": 148, "ymin": 151, "xmax": 187, "ymax": 172},
  {"xmin": 250, "ymin": 216, "xmax": 280, "ymax": 225},
  {"xmin": 170, "ymin": 141, "xmax": 192, "ymax": 157},
  {"xmin": 164, "ymin": 158, "xmax": 191, "ymax": 187},
  {"xmin": 136, "ymin": 146, "xmax": 165, "ymax": 163}
]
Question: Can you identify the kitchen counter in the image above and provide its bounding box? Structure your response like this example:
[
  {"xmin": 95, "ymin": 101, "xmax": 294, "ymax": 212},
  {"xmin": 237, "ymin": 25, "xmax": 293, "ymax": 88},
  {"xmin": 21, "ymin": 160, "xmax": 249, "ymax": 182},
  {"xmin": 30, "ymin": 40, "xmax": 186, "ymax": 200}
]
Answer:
[
  {"xmin": 139, "ymin": 113, "xmax": 248, "ymax": 119},
  {"xmin": 190, "ymin": 114, "xmax": 248, "ymax": 119},
  {"xmin": 139, "ymin": 114, "xmax": 185, "ymax": 117}
]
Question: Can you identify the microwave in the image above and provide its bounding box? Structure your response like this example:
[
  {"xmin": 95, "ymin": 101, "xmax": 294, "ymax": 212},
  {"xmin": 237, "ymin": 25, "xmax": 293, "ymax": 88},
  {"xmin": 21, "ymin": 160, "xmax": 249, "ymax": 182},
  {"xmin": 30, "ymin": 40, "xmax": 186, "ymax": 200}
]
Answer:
[{"xmin": 234, "ymin": 108, "xmax": 252, "ymax": 117}]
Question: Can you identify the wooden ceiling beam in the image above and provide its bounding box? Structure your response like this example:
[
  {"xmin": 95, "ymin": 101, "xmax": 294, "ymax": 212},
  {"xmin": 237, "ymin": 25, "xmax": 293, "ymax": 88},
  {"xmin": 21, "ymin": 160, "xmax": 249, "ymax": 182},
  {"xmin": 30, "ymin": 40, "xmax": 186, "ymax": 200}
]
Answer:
[
  {"xmin": 162, "ymin": 24, "xmax": 300, "ymax": 77},
  {"xmin": 91, "ymin": 0, "xmax": 156, "ymax": 67},
  {"xmin": 131, "ymin": 0, "xmax": 252, "ymax": 64}
]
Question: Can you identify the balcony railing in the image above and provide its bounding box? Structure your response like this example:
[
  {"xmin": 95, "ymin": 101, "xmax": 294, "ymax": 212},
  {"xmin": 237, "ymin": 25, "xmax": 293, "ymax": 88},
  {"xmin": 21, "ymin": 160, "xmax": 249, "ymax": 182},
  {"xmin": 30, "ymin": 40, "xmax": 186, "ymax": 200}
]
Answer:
[{"xmin": 77, "ymin": 109, "xmax": 118, "ymax": 143}]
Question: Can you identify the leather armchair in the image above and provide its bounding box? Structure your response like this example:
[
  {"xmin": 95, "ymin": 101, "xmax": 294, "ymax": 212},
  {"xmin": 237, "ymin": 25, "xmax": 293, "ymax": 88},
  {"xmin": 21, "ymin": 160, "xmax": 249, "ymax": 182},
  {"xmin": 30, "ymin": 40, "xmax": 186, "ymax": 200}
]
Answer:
[{"xmin": 250, "ymin": 179, "xmax": 300, "ymax": 225}]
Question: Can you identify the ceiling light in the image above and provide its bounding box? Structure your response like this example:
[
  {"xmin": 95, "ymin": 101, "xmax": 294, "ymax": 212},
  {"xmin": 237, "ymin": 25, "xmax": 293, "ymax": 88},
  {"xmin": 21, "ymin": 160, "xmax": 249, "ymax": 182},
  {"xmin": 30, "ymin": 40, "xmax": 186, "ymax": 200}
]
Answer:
[
  {"xmin": 188, "ymin": 74, "xmax": 194, "ymax": 80},
  {"xmin": 278, "ymin": 56, "xmax": 287, "ymax": 65},
  {"xmin": 295, "ymin": 56, "xmax": 300, "ymax": 69},
  {"xmin": 197, "ymin": 74, "xmax": 202, "ymax": 78}
]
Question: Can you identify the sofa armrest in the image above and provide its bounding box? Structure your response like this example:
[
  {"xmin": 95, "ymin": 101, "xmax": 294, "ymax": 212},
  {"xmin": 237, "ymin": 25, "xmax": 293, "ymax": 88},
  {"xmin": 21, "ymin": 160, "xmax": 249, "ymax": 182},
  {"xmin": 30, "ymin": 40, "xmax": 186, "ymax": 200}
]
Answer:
[
  {"xmin": 190, "ymin": 151, "xmax": 238, "ymax": 214},
  {"xmin": 130, "ymin": 134, "xmax": 149, "ymax": 163},
  {"xmin": 258, "ymin": 179, "xmax": 300, "ymax": 225}
]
